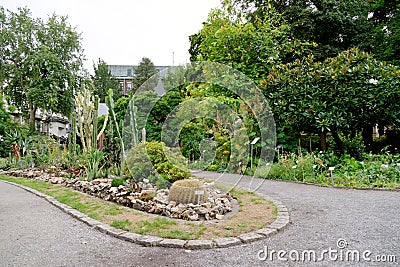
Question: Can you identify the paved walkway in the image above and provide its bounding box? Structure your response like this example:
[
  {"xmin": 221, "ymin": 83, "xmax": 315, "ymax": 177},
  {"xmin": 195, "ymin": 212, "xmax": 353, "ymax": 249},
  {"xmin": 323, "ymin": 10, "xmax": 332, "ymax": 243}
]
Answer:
[{"xmin": 1, "ymin": 172, "xmax": 399, "ymax": 266}]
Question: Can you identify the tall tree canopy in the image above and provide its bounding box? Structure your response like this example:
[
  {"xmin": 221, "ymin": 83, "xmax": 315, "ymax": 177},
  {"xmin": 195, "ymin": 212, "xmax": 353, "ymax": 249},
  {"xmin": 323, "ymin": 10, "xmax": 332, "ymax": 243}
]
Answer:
[
  {"xmin": 133, "ymin": 57, "xmax": 158, "ymax": 91},
  {"xmin": 228, "ymin": 0, "xmax": 400, "ymax": 64},
  {"xmin": 92, "ymin": 58, "xmax": 121, "ymax": 102},
  {"xmin": 189, "ymin": 6, "xmax": 312, "ymax": 82},
  {"xmin": 189, "ymin": 1, "xmax": 400, "ymax": 154},
  {"xmin": 263, "ymin": 48, "xmax": 400, "ymax": 151},
  {"xmin": 0, "ymin": 7, "xmax": 85, "ymax": 130}
]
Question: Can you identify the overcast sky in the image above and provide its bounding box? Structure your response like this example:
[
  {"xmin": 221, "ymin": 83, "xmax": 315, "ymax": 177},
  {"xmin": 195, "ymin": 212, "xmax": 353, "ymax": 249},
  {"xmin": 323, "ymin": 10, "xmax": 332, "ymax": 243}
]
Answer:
[{"xmin": 2, "ymin": 0, "xmax": 221, "ymax": 72}]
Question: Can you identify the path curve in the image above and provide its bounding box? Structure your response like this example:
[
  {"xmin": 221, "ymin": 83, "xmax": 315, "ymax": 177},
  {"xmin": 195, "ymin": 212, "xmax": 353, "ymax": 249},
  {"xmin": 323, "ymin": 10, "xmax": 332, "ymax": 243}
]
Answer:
[{"xmin": 1, "ymin": 172, "xmax": 399, "ymax": 266}]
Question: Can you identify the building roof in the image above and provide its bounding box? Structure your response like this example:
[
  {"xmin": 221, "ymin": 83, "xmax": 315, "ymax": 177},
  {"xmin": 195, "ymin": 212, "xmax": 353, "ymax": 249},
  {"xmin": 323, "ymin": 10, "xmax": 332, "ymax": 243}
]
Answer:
[
  {"xmin": 108, "ymin": 65, "xmax": 175, "ymax": 78},
  {"xmin": 108, "ymin": 65, "xmax": 134, "ymax": 78}
]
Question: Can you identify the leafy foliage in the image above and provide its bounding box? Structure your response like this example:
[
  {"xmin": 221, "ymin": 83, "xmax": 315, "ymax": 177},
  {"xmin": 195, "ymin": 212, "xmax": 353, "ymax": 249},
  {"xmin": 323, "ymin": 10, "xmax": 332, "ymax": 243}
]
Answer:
[
  {"xmin": 263, "ymin": 48, "xmax": 400, "ymax": 151},
  {"xmin": 124, "ymin": 141, "xmax": 191, "ymax": 188},
  {"xmin": 133, "ymin": 57, "xmax": 158, "ymax": 91},
  {"xmin": 228, "ymin": 0, "xmax": 400, "ymax": 64},
  {"xmin": 190, "ymin": 6, "xmax": 312, "ymax": 82},
  {"xmin": 1, "ymin": 7, "xmax": 84, "ymax": 129},
  {"xmin": 92, "ymin": 58, "xmax": 122, "ymax": 102}
]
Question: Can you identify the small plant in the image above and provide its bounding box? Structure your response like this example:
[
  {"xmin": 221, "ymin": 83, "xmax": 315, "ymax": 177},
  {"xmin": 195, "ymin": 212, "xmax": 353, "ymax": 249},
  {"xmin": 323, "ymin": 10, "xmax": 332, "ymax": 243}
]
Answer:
[
  {"xmin": 84, "ymin": 150, "xmax": 105, "ymax": 181},
  {"xmin": 111, "ymin": 178, "xmax": 125, "ymax": 187},
  {"xmin": 0, "ymin": 158, "xmax": 12, "ymax": 170}
]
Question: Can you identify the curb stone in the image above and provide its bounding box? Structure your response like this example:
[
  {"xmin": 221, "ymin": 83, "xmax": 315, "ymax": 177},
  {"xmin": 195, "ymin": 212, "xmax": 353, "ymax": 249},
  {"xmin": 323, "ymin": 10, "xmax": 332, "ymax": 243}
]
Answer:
[
  {"xmin": 214, "ymin": 237, "xmax": 242, "ymax": 248},
  {"xmin": 186, "ymin": 240, "xmax": 214, "ymax": 249},
  {"xmin": 238, "ymin": 232, "xmax": 264, "ymax": 243},
  {"xmin": 159, "ymin": 238, "xmax": 187, "ymax": 248},
  {"xmin": 1, "ymin": 179, "xmax": 290, "ymax": 250}
]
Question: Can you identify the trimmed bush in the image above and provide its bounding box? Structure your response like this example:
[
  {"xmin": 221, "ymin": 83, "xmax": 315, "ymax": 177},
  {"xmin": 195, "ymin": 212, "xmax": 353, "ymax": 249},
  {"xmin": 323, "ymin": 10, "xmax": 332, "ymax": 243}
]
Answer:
[{"xmin": 124, "ymin": 141, "xmax": 191, "ymax": 187}]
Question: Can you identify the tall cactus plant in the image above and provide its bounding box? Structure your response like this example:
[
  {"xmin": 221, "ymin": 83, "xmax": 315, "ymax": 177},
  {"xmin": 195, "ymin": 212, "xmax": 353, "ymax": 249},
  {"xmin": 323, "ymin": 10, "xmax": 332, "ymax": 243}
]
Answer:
[
  {"xmin": 68, "ymin": 110, "xmax": 77, "ymax": 161},
  {"xmin": 75, "ymin": 88, "xmax": 108, "ymax": 154},
  {"xmin": 92, "ymin": 95, "xmax": 99, "ymax": 149},
  {"xmin": 105, "ymin": 89, "xmax": 124, "ymax": 167},
  {"xmin": 128, "ymin": 97, "xmax": 139, "ymax": 146}
]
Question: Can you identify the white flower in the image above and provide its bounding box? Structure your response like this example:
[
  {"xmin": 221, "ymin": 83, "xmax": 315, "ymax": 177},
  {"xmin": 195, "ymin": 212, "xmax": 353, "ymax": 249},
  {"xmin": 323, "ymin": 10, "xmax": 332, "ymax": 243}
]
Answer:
[
  {"xmin": 292, "ymin": 165, "xmax": 297, "ymax": 169},
  {"xmin": 329, "ymin": 167, "xmax": 335, "ymax": 171},
  {"xmin": 369, "ymin": 78, "xmax": 378, "ymax": 85},
  {"xmin": 381, "ymin": 164, "xmax": 389, "ymax": 169},
  {"xmin": 313, "ymin": 165, "xmax": 317, "ymax": 169}
]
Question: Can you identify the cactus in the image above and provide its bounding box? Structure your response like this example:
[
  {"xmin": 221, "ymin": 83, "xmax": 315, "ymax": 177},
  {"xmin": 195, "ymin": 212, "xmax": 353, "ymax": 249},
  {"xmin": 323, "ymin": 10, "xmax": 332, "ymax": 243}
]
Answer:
[
  {"xmin": 105, "ymin": 89, "xmax": 124, "ymax": 167},
  {"xmin": 92, "ymin": 95, "xmax": 99, "ymax": 149},
  {"xmin": 142, "ymin": 128, "xmax": 146, "ymax": 143},
  {"xmin": 128, "ymin": 98, "xmax": 139, "ymax": 145},
  {"xmin": 68, "ymin": 110, "xmax": 77, "ymax": 161},
  {"xmin": 168, "ymin": 179, "xmax": 208, "ymax": 204},
  {"xmin": 75, "ymin": 88, "xmax": 108, "ymax": 154}
]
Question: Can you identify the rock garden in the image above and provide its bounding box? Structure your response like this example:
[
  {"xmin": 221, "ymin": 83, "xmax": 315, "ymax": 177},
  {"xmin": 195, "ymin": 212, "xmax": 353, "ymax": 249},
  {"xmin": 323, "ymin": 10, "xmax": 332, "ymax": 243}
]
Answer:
[{"xmin": 1, "ymin": 169, "xmax": 233, "ymax": 222}]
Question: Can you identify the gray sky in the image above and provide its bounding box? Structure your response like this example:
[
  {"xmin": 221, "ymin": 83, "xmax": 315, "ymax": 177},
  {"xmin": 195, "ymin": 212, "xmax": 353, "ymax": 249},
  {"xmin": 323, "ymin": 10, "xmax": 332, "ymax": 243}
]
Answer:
[{"xmin": 2, "ymin": 0, "xmax": 221, "ymax": 71}]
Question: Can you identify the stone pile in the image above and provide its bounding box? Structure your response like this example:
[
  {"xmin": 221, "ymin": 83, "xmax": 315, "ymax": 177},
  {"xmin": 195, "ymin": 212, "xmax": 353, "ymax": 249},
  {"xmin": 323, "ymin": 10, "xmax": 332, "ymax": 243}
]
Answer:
[{"xmin": 1, "ymin": 169, "xmax": 233, "ymax": 221}]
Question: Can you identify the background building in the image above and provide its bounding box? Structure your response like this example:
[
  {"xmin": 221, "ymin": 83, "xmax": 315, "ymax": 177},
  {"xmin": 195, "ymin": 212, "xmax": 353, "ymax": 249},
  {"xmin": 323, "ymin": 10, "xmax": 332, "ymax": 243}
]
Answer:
[{"xmin": 108, "ymin": 65, "xmax": 172, "ymax": 95}]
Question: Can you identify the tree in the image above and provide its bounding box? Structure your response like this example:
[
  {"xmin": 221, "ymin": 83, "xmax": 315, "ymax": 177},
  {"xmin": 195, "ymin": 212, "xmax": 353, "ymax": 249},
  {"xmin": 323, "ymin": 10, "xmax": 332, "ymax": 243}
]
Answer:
[
  {"xmin": 92, "ymin": 58, "xmax": 122, "ymax": 102},
  {"xmin": 263, "ymin": 48, "xmax": 400, "ymax": 151},
  {"xmin": 133, "ymin": 57, "xmax": 158, "ymax": 91},
  {"xmin": 362, "ymin": 0, "xmax": 400, "ymax": 65},
  {"xmin": 189, "ymin": 6, "xmax": 312, "ymax": 82},
  {"xmin": 229, "ymin": 0, "xmax": 400, "ymax": 64},
  {"xmin": 1, "ymin": 7, "xmax": 84, "ymax": 130},
  {"xmin": 0, "ymin": 98, "xmax": 12, "ymax": 157}
]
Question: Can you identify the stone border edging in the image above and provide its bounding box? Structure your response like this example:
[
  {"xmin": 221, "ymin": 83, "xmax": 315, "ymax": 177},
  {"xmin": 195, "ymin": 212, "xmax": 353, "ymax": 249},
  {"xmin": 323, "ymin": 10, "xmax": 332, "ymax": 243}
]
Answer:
[{"xmin": 1, "ymin": 180, "xmax": 290, "ymax": 250}]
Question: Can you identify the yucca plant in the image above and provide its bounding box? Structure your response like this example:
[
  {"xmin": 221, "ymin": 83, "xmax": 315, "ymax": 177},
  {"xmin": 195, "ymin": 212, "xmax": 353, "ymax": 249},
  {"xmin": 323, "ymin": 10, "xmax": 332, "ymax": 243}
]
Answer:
[{"xmin": 84, "ymin": 149, "xmax": 105, "ymax": 181}]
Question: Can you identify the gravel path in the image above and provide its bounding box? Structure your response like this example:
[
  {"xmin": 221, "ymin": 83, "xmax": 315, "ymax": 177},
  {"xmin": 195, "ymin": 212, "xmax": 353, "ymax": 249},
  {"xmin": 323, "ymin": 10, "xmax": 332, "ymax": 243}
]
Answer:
[{"xmin": 1, "ymin": 172, "xmax": 399, "ymax": 266}]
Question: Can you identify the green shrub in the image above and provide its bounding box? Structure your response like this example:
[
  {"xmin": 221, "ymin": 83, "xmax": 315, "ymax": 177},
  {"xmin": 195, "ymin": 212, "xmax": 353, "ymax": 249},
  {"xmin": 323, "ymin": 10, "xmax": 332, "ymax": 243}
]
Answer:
[
  {"xmin": 124, "ymin": 141, "xmax": 191, "ymax": 187},
  {"xmin": 111, "ymin": 178, "xmax": 125, "ymax": 187},
  {"xmin": 206, "ymin": 164, "xmax": 220, "ymax": 172},
  {"xmin": 0, "ymin": 158, "xmax": 12, "ymax": 170}
]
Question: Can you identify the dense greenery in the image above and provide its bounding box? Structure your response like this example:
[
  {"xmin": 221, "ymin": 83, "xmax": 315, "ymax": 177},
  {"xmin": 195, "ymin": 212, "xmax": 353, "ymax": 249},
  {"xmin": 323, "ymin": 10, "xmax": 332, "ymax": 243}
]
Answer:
[
  {"xmin": 92, "ymin": 58, "xmax": 122, "ymax": 102},
  {"xmin": 255, "ymin": 150, "xmax": 400, "ymax": 189},
  {"xmin": 124, "ymin": 141, "xmax": 191, "ymax": 189},
  {"xmin": 133, "ymin": 57, "xmax": 158, "ymax": 91},
  {"xmin": 1, "ymin": 2, "xmax": 399, "ymax": 190},
  {"xmin": 228, "ymin": 0, "xmax": 400, "ymax": 65},
  {"xmin": 1, "ymin": 7, "xmax": 85, "ymax": 130},
  {"xmin": 263, "ymin": 48, "xmax": 400, "ymax": 152},
  {"xmin": 189, "ymin": 1, "xmax": 400, "ymax": 156}
]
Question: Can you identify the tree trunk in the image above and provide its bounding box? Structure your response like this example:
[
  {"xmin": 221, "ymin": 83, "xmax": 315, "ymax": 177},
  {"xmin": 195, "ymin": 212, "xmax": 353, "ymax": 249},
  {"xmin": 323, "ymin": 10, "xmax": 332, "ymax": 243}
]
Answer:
[
  {"xmin": 332, "ymin": 131, "xmax": 344, "ymax": 155},
  {"xmin": 319, "ymin": 132, "xmax": 327, "ymax": 152},
  {"xmin": 29, "ymin": 107, "xmax": 36, "ymax": 132},
  {"xmin": 362, "ymin": 124, "xmax": 373, "ymax": 151}
]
